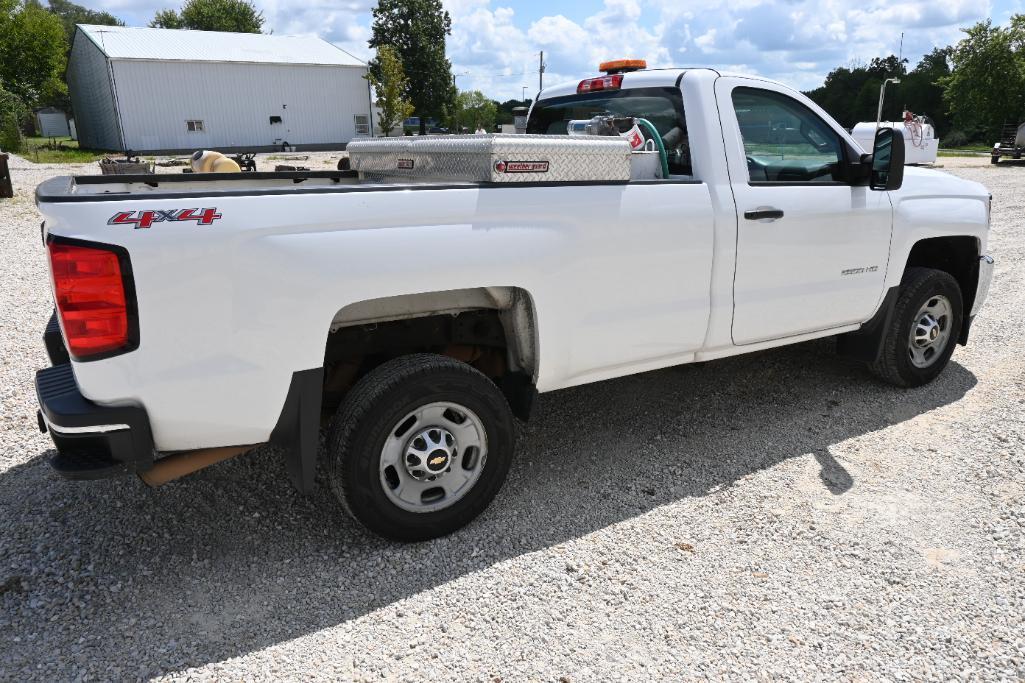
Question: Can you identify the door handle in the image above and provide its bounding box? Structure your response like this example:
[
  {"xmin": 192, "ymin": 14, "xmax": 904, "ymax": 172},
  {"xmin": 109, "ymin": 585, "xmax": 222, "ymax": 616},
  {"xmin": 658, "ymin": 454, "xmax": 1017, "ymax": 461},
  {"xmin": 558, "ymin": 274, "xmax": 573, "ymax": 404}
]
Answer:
[{"xmin": 744, "ymin": 208, "xmax": 784, "ymax": 221}]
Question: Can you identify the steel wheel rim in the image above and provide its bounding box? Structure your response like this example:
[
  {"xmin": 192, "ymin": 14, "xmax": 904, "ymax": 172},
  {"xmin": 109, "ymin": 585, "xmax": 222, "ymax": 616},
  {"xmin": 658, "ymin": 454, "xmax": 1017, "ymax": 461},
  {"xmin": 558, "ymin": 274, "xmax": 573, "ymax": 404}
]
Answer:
[
  {"xmin": 379, "ymin": 401, "xmax": 488, "ymax": 513},
  {"xmin": 908, "ymin": 294, "xmax": 953, "ymax": 368}
]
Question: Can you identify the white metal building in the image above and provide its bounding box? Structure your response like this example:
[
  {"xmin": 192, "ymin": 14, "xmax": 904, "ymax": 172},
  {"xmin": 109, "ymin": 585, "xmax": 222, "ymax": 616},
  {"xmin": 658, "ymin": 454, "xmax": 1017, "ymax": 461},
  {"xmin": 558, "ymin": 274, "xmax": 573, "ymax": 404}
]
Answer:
[
  {"xmin": 35, "ymin": 107, "xmax": 71, "ymax": 137},
  {"xmin": 67, "ymin": 25, "xmax": 373, "ymax": 153}
]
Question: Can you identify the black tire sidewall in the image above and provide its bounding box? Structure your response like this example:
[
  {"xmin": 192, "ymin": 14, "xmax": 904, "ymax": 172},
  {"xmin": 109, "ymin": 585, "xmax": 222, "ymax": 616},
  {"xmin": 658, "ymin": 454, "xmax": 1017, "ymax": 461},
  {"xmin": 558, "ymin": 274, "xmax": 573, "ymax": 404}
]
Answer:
[
  {"xmin": 331, "ymin": 362, "xmax": 514, "ymax": 541},
  {"xmin": 891, "ymin": 270, "xmax": 963, "ymax": 386}
]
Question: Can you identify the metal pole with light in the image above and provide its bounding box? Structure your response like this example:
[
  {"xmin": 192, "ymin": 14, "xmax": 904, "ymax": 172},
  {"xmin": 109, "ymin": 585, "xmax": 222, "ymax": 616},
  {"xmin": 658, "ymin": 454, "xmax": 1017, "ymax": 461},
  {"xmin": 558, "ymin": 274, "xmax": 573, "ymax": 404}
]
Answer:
[{"xmin": 876, "ymin": 77, "xmax": 901, "ymax": 131}]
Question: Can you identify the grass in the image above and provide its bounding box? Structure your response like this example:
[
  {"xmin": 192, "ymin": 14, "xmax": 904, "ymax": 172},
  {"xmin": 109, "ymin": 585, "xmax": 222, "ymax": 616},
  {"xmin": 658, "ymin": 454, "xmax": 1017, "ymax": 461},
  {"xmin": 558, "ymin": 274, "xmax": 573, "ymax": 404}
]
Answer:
[
  {"xmin": 938, "ymin": 149, "xmax": 990, "ymax": 157},
  {"xmin": 18, "ymin": 136, "xmax": 106, "ymax": 164}
]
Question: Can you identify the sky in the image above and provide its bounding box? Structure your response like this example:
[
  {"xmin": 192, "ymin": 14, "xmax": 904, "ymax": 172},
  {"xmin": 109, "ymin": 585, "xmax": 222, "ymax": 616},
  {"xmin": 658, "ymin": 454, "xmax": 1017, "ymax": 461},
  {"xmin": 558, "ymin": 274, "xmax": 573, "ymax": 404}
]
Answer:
[{"xmin": 103, "ymin": 0, "xmax": 1018, "ymax": 100}]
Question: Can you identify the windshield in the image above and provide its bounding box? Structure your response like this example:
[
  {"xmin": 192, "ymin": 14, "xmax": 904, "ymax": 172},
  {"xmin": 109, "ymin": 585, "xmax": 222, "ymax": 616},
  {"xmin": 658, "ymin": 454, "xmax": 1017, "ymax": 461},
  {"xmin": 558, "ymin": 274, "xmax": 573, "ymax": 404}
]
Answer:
[{"xmin": 526, "ymin": 86, "xmax": 692, "ymax": 175}]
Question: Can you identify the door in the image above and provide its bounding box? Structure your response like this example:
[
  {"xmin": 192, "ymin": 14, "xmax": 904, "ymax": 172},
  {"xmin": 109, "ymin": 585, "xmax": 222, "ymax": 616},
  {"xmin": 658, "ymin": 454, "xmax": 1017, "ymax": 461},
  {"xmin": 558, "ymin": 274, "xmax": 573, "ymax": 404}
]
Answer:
[{"xmin": 716, "ymin": 79, "xmax": 893, "ymax": 345}]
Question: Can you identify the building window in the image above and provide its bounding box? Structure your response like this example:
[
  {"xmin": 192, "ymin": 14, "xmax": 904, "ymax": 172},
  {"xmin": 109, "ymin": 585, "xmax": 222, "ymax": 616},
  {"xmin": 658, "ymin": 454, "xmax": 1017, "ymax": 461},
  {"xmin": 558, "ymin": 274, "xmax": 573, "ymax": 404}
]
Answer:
[
  {"xmin": 269, "ymin": 116, "xmax": 282, "ymax": 124},
  {"xmin": 186, "ymin": 120, "xmax": 204, "ymax": 132},
  {"xmin": 354, "ymin": 115, "xmax": 370, "ymax": 136}
]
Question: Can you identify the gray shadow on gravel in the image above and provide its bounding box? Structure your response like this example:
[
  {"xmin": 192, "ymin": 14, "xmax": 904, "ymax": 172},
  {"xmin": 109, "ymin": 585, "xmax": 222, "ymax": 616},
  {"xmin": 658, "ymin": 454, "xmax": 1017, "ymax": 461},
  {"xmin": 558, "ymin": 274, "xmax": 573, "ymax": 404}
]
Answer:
[{"xmin": 0, "ymin": 338, "xmax": 977, "ymax": 679}]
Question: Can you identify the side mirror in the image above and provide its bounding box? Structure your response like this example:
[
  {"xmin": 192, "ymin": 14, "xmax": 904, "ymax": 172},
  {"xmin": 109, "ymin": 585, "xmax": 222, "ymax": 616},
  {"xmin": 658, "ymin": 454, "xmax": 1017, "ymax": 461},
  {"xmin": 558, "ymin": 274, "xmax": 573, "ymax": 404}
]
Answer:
[{"xmin": 870, "ymin": 127, "xmax": 904, "ymax": 191}]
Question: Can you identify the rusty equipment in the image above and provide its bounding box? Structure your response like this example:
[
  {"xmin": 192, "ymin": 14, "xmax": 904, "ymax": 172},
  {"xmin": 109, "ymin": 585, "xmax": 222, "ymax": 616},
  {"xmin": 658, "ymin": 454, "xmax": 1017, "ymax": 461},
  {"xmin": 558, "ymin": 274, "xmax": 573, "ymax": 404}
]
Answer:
[
  {"xmin": 139, "ymin": 444, "xmax": 257, "ymax": 487},
  {"xmin": 0, "ymin": 153, "xmax": 12, "ymax": 198}
]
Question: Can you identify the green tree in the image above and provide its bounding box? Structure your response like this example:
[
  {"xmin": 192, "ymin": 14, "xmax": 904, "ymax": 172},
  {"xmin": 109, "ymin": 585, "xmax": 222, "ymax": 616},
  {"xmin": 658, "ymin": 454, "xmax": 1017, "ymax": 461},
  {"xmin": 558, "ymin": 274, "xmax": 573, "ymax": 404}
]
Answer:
[
  {"xmin": 453, "ymin": 90, "xmax": 497, "ymax": 132},
  {"xmin": 900, "ymin": 47, "xmax": 951, "ymax": 136},
  {"xmin": 0, "ymin": 0, "xmax": 68, "ymax": 104},
  {"xmin": 368, "ymin": 45, "xmax": 414, "ymax": 136},
  {"xmin": 369, "ymin": 0, "xmax": 454, "ymax": 133},
  {"xmin": 150, "ymin": 0, "xmax": 264, "ymax": 33},
  {"xmin": 0, "ymin": 83, "xmax": 28, "ymax": 151},
  {"xmin": 47, "ymin": 0, "xmax": 121, "ymax": 44},
  {"xmin": 496, "ymin": 98, "xmax": 530, "ymax": 125},
  {"xmin": 942, "ymin": 17, "xmax": 1025, "ymax": 140},
  {"xmin": 805, "ymin": 55, "xmax": 909, "ymax": 129}
]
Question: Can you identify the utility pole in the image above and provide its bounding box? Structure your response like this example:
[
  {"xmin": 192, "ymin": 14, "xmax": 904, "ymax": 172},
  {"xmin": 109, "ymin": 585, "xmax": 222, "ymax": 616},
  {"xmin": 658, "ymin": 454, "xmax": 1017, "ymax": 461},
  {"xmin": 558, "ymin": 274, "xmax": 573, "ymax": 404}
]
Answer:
[
  {"xmin": 538, "ymin": 51, "xmax": 545, "ymax": 92},
  {"xmin": 522, "ymin": 86, "xmax": 527, "ymax": 102}
]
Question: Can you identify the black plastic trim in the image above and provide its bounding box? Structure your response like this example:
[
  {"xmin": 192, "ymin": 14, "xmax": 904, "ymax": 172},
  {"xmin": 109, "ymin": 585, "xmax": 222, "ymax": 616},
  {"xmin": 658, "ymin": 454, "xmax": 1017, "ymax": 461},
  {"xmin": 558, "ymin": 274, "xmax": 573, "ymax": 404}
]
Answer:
[
  {"xmin": 44, "ymin": 310, "xmax": 70, "ymax": 366},
  {"xmin": 35, "ymin": 363, "xmax": 154, "ymax": 478},
  {"xmin": 270, "ymin": 367, "xmax": 325, "ymax": 495},
  {"xmin": 959, "ymin": 314, "xmax": 974, "ymax": 346},
  {"xmin": 836, "ymin": 286, "xmax": 900, "ymax": 363},
  {"xmin": 74, "ymin": 169, "xmax": 359, "ymax": 185},
  {"xmin": 498, "ymin": 371, "xmax": 538, "ymax": 422},
  {"xmin": 46, "ymin": 235, "xmax": 140, "ymax": 363}
]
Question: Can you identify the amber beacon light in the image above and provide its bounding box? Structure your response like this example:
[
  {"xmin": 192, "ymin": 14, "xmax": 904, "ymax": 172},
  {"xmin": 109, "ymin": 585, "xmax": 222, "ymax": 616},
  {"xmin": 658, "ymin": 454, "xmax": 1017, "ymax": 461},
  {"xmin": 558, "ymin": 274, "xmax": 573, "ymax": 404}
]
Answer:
[{"xmin": 599, "ymin": 59, "xmax": 648, "ymax": 74}]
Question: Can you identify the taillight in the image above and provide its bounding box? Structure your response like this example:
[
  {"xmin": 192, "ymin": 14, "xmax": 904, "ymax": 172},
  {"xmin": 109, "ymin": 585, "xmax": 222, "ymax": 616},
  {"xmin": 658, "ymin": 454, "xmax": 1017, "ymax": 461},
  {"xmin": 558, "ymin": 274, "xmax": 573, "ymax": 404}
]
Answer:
[
  {"xmin": 577, "ymin": 74, "xmax": 623, "ymax": 94},
  {"xmin": 48, "ymin": 241, "xmax": 135, "ymax": 360}
]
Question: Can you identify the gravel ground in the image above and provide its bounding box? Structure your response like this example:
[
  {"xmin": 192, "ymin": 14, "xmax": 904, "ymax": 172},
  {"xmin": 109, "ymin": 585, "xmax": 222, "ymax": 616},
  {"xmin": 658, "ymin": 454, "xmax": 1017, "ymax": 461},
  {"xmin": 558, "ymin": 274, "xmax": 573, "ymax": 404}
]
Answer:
[{"xmin": 1, "ymin": 154, "xmax": 1023, "ymax": 681}]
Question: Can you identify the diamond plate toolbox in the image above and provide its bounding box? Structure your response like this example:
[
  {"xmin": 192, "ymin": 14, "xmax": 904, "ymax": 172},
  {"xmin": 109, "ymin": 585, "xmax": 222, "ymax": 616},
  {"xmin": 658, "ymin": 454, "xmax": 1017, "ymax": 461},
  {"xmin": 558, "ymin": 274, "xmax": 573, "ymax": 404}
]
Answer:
[{"xmin": 347, "ymin": 134, "xmax": 632, "ymax": 183}]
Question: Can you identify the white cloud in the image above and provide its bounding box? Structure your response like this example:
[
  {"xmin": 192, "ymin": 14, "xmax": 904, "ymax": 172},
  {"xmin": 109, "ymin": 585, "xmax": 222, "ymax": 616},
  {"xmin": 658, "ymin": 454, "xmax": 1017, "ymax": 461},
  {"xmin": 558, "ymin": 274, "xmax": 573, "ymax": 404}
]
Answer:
[{"xmin": 107, "ymin": 0, "xmax": 995, "ymax": 98}]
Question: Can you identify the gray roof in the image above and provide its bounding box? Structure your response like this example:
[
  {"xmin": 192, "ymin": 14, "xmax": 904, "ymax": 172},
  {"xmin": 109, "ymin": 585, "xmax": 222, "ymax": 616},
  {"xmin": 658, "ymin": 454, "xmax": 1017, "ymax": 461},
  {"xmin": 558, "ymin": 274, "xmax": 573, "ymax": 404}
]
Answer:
[{"xmin": 76, "ymin": 24, "xmax": 365, "ymax": 67}]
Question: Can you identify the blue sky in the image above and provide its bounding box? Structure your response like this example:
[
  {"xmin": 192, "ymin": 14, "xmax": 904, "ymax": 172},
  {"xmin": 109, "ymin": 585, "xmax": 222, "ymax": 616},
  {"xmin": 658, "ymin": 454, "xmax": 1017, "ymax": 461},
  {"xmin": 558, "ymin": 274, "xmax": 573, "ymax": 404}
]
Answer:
[{"xmin": 102, "ymin": 0, "xmax": 1016, "ymax": 99}]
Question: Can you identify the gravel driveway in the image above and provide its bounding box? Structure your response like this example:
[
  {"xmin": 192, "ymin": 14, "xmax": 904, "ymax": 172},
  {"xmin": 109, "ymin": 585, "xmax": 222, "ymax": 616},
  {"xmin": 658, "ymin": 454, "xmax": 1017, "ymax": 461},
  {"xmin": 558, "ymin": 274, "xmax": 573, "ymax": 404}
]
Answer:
[{"xmin": 1, "ymin": 155, "xmax": 1022, "ymax": 681}]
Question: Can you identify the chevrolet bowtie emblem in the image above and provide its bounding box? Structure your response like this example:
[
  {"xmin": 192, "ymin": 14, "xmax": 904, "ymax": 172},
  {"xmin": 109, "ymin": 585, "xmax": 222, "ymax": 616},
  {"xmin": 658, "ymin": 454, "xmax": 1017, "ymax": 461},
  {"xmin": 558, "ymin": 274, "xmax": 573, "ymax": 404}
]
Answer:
[{"xmin": 429, "ymin": 456, "xmax": 447, "ymax": 466}]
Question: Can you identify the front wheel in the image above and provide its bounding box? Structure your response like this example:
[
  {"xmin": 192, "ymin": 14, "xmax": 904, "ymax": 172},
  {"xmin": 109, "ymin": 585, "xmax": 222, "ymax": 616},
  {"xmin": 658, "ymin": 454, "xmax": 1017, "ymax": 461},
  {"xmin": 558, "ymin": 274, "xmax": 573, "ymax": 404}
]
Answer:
[
  {"xmin": 869, "ymin": 267, "xmax": 963, "ymax": 387},
  {"xmin": 327, "ymin": 354, "xmax": 515, "ymax": 542}
]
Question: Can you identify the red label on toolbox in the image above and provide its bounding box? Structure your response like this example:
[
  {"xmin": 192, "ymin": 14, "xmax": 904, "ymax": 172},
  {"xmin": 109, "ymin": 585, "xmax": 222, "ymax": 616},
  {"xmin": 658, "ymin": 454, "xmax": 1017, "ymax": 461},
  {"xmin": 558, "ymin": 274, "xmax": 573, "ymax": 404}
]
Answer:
[{"xmin": 397, "ymin": 158, "xmax": 415, "ymax": 170}]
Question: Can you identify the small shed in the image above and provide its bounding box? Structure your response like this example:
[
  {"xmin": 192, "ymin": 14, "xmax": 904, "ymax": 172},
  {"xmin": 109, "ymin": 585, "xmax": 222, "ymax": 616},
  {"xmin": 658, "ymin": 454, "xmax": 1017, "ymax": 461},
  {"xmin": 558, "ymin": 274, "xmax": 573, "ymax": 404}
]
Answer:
[
  {"xmin": 67, "ymin": 25, "xmax": 374, "ymax": 153},
  {"xmin": 35, "ymin": 107, "xmax": 71, "ymax": 137}
]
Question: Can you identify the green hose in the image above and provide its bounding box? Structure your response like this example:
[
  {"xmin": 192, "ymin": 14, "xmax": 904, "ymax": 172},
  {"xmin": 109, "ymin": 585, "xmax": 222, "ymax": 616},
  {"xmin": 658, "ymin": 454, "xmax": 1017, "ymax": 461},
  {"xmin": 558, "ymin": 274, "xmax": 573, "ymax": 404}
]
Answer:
[{"xmin": 635, "ymin": 118, "xmax": 670, "ymax": 179}]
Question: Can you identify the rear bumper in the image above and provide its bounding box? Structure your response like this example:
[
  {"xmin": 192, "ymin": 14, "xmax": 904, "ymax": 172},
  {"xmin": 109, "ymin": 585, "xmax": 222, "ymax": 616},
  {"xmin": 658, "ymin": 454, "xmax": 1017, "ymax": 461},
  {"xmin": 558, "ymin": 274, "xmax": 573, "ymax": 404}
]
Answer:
[{"xmin": 37, "ymin": 320, "xmax": 154, "ymax": 479}]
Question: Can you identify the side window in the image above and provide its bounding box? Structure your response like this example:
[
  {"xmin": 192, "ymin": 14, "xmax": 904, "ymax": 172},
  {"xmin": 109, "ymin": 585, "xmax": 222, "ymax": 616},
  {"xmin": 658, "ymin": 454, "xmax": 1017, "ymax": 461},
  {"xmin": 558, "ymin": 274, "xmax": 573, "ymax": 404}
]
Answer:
[
  {"xmin": 731, "ymin": 88, "xmax": 843, "ymax": 183},
  {"xmin": 525, "ymin": 87, "xmax": 692, "ymax": 176}
]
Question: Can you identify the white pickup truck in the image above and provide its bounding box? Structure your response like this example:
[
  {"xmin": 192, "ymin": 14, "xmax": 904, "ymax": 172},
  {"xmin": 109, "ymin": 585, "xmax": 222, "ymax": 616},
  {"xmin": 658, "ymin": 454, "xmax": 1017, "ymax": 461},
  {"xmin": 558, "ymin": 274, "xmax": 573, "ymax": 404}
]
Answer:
[{"xmin": 35, "ymin": 64, "xmax": 994, "ymax": 541}]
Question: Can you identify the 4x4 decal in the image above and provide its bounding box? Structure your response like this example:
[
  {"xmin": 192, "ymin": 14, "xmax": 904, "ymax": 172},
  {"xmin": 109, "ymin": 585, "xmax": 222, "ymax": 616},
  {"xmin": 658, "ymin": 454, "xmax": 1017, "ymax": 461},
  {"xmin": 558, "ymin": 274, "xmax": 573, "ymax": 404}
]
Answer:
[{"xmin": 108, "ymin": 208, "xmax": 222, "ymax": 229}]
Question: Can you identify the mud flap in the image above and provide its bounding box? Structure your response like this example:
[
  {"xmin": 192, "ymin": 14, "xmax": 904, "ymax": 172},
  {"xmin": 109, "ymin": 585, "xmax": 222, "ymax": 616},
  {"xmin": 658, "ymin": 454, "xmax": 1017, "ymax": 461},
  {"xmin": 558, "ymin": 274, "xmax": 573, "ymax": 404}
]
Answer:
[
  {"xmin": 270, "ymin": 367, "xmax": 324, "ymax": 494},
  {"xmin": 836, "ymin": 286, "xmax": 899, "ymax": 363}
]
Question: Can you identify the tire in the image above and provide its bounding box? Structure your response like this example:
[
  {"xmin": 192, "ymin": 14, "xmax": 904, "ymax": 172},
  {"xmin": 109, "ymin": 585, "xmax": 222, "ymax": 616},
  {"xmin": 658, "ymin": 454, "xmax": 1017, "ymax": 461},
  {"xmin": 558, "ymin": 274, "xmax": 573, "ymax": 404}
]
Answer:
[
  {"xmin": 991, "ymin": 155, "xmax": 999, "ymax": 164},
  {"xmin": 869, "ymin": 267, "xmax": 963, "ymax": 387},
  {"xmin": 327, "ymin": 354, "xmax": 515, "ymax": 542}
]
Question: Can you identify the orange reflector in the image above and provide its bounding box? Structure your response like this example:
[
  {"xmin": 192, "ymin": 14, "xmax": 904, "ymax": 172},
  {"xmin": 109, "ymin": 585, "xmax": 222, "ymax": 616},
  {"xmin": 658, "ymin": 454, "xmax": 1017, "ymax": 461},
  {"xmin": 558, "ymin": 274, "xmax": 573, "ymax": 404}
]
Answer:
[{"xmin": 599, "ymin": 59, "xmax": 647, "ymax": 74}]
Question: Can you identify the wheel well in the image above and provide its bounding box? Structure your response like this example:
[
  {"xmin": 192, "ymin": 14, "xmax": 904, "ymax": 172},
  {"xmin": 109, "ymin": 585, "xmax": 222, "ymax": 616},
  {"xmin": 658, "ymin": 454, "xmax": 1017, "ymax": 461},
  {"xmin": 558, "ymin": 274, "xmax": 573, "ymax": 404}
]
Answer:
[
  {"xmin": 905, "ymin": 236, "xmax": 980, "ymax": 317},
  {"xmin": 321, "ymin": 287, "xmax": 538, "ymax": 421}
]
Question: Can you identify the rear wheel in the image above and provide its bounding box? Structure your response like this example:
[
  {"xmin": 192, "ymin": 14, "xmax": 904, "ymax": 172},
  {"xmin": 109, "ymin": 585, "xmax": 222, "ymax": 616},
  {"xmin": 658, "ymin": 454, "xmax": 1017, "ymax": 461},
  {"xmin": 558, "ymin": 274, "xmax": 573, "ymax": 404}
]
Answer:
[
  {"xmin": 869, "ymin": 267, "xmax": 963, "ymax": 387},
  {"xmin": 327, "ymin": 354, "xmax": 515, "ymax": 541}
]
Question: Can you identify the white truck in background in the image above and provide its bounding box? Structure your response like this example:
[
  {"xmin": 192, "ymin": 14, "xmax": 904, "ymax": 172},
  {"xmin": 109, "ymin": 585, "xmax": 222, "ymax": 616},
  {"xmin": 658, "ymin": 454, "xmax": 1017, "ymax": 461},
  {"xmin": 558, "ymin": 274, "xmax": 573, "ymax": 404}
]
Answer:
[{"xmin": 34, "ymin": 63, "xmax": 994, "ymax": 541}]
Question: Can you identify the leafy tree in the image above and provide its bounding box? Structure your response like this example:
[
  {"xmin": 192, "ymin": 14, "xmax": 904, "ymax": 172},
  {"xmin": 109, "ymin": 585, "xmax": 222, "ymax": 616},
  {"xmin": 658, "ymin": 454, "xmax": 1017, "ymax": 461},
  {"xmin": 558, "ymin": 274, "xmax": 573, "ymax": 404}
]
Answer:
[
  {"xmin": 0, "ymin": 83, "xmax": 28, "ymax": 151},
  {"xmin": 0, "ymin": 0, "xmax": 68, "ymax": 105},
  {"xmin": 806, "ymin": 52, "xmax": 950, "ymax": 136},
  {"xmin": 496, "ymin": 98, "xmax": 531, "ymax": 125},
  {"xmin": 900, "ymin": 47, "xmax": 951, "ymax": 135},
  {"xmin": 453, "ymin": 90, "xmax": 497, "ymax": 132},
  {"xmin": 368, "ymin": 45, "xmax": 414, "ymax": 136},
  {"xmin": 150, "ymin": 0, "xmax": 264, "ymax": 33},
  {"xmin": 942, "ymin": 17, "xmax": 1025, "ymax": 141},
  {"xmin": 47, "ymin": 0, "xmax": 121, "ymax": 44},
  {"xmin": 369, "ymin": 0, "xmax": 454, "ymax": 133}
]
